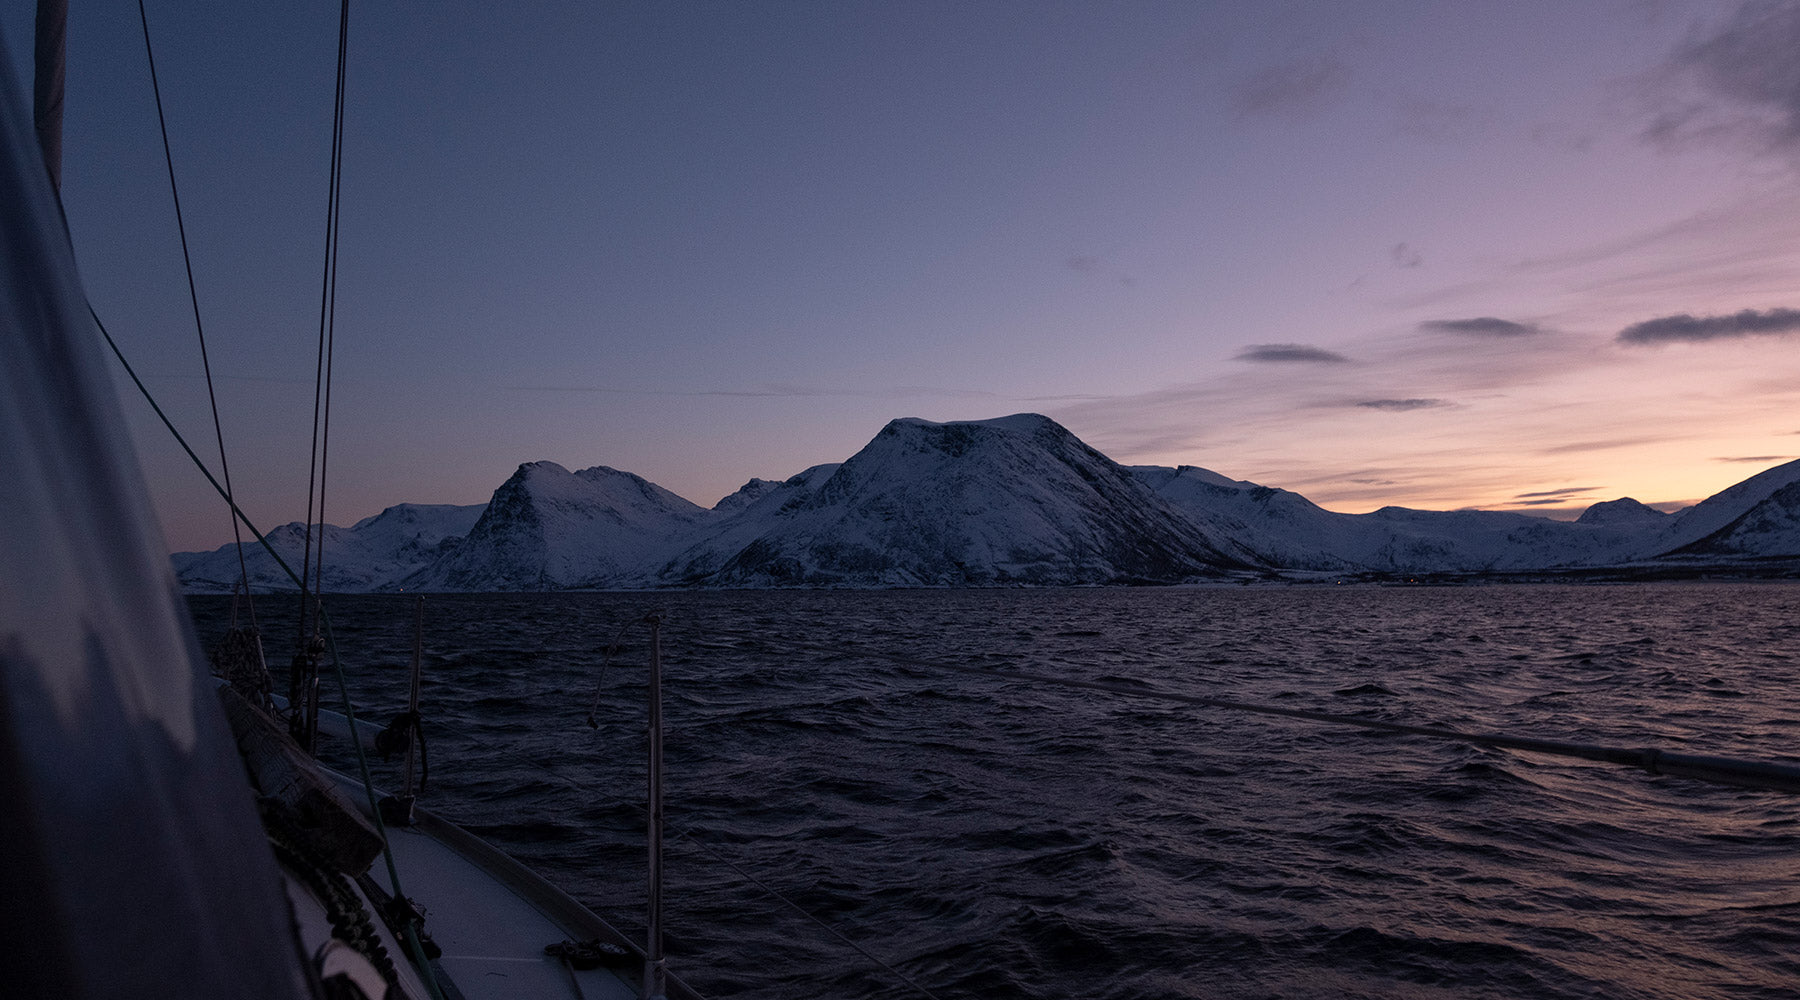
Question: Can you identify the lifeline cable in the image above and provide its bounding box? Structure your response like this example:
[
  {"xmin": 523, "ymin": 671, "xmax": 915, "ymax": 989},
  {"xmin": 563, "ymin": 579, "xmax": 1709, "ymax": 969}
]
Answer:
[
  {"xmin": 499, "ymin": 708, "xmax": 950, "ymax": 1000},
  {"xmin": 585, "ymin": 619, "xmax": 640, "ymax": 728}
]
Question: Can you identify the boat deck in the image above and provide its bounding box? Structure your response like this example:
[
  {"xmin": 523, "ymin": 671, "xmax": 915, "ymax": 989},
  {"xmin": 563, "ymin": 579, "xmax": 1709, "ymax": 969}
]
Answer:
[
  {"xmin": 319, "ymin": 763, "xmax": 700, "ymax": 1000},
  {"xmin": 372, "ymin": 818, "xmax": 641, "ymax": 1000}
]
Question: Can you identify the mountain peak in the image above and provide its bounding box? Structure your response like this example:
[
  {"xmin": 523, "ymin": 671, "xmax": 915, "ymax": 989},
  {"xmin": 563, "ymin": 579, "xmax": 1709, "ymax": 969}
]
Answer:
[
  {"xmin": 876, "ymin": 413, "xmax": 1069, "ymax": 458},
  {"xmin": 1575, "ymin": 497, "xmax": 1667, "ymax": 526},
  {"xmin": 887, "ymin": 412, "xmax": 1061, "ymax": 434},
  {"xmin": 682, "ymin": 411, "xmax": 1253, "ymax": 586}
]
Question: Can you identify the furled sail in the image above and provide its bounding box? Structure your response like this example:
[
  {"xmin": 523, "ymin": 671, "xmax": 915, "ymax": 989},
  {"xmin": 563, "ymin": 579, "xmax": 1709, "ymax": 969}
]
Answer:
[{"xmin": 0, "ymin": 33, "xmax": 311, "ymax": 1000}]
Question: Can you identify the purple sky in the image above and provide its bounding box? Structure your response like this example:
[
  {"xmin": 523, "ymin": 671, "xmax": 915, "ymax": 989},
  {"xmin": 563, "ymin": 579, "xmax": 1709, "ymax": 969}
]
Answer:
[{"xmin": 8, "ymin": 1, "xmax": 1800, "ymax": 552}]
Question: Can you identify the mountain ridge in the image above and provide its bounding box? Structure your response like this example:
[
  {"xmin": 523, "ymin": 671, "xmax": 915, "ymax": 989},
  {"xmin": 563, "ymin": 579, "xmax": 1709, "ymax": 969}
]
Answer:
[{"xmin": 172, "ymin": 415, "xmax": 1800, "ymax": 591}]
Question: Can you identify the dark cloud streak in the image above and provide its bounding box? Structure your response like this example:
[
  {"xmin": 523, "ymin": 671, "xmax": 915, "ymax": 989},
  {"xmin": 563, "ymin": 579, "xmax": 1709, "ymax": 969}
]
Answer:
[
  {"xmin": 1514, "ymin": 486, "xmax": 1600, "ymax": 499},
  {"xmin": 1617, "ymin": 306, "xmax": 1800, "ymax": 344},
  {"xmin": 1235, "ymin": 343, "xmax": 1349, "ymax": 364},
  {"xmin": 1540, "ymin": 436, "xmax": 1672, "ymax": 454},
  {"xmin": 1419, "ymin": 317, "xmax": 1539, "ymax": 337},
  {"xmin": 1355, "ymin": 398, "xmax": 1449, "ymax": 411}
]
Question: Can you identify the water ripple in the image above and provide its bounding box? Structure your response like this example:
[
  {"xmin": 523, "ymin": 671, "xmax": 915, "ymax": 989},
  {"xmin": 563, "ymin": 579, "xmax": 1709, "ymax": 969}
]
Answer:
[{"xmin": 193, "ymin": 583, "xmax": 1800, "ymax": 1000}]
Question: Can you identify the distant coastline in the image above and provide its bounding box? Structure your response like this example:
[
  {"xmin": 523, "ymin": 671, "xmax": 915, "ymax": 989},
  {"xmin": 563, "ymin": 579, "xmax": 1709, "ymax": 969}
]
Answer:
[{"xmin": 174, "ymin": 414, "xmax": 1800, "ymax": 593}]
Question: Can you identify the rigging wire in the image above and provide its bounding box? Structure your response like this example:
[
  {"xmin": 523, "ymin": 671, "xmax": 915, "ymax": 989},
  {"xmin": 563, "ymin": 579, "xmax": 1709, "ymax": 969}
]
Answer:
[
  {"xmin": 135, "ymin": 0, "xmax": 256, "ymax": 626},
  {"xmin": 95, "ymin": 305, "xmax": 444, "ymax": 1000},
  {"xmin": 108, "ymin": 2, "xmax": 434, "ymax": 975},
  {"xmin": 115, "ymin": 6, "xmax": 471, "ymax": 998},
  {"xmin": 300, "ymin": 0, "xmax": 352, "ymax": 643}
]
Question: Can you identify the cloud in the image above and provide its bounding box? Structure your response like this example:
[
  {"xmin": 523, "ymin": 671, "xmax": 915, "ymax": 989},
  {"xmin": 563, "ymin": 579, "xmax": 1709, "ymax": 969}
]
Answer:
[
  {"xmin": 1234, "ymin": 54, "xmax": 1352, "ymax": 118},
  {"xmin": 1540, "ymin": 436, "xmax": 1674, "ymax": 454},
  {"xmin": 1018, "ymin": 392, "xmax": 1114, "ymax": 403},
  {"xmin": 1065, "ymin": 254, "xmax": 1135, "ymax": 288},
  {"xmin": 1235, "ymin": 343, "xmax": 1349, "ymax": 364},
  {"xmin": 1715, "ymin": 454, "xmax": 1794, "ymax": 462},
  {"xmin": 1390, "ymin": 242, "xmax": 1422, "ymax": 268},
  {"xmin": 1418, "ymin": 317, "xmax": 1539, "ymax": 337},
  {"xmin": 1506, "ymin": 497, "xmax": 1580, "ymax": 507},
  {"xmin": 511, "ymin": 383, "xmax": 842, "ymax": 398},
  {"xmin": 1617, "ymin": 306, "xmax": 1800, "ymax": 344},
  {"xmin": 1644, "ymin": 1, "xmax": 1800, "ymax": 153},
  {"xmin": 1513, "ymin": 486, "xmax": 1601, "ymax": 499},
  {"xmin": 1355, "ymin": 398, "xmax": 1450, "ymax": 411},
  {"xmin": 508, "ymin": 383, "xmax": 1001, "ymax": 400}
]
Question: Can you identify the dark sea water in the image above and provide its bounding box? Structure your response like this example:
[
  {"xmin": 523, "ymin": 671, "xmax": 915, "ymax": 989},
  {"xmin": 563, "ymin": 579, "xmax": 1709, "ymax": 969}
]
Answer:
[{"xmin": 191, "ymin": 583, "xmax": 1800, "ymax": 1000}]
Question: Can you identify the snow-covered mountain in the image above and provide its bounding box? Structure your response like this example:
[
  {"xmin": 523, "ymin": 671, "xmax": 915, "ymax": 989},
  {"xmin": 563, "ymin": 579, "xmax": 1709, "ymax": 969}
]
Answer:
[
  {"xmin": 1130, "ymin": 467, "xmax": 1660, "ymax": 573},
  {"xmin": 659, "ymin": 414, "xmax": 1255, "ymax": 586},
  {"xmin": 171, "ymin": 417, "xmax": 1800, "ymax": 592},
  {"xmin": 709, "ymin": 477, "xmax": 786, "ymax": 515},
  {"xmin": 400, "ymin": 462, "xmax": 712, "ymax": 591},
  {"xmin": 1647, "ymin": 460, "xmax": 1800, "ymax": 561},
  {"xmin": 173, "ymin": 503, "xmax": 484, "ymax": 593},
  {"xmin": 1576, "ymin": 497, "xmax": 1671, "ymax": 527}
]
